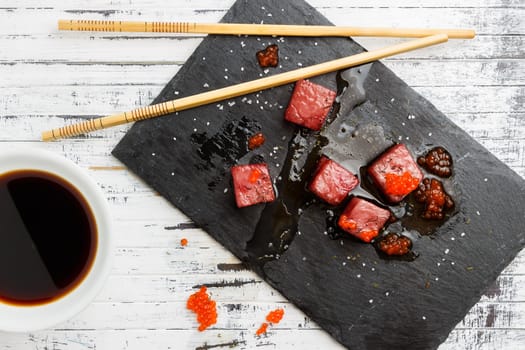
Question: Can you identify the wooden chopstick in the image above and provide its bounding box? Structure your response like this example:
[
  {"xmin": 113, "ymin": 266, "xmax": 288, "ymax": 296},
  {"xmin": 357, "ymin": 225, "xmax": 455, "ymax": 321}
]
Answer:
[
  {"xmin": 58, "ymin": 20, "xmax": 475, "ymax": 39},
  {"xmin": 42, "ymin": 34, "xmax": 448, "ymax": 141}
]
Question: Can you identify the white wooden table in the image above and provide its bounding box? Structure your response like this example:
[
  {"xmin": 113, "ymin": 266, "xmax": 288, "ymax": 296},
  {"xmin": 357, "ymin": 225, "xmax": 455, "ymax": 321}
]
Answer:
[{"xmin": 1, "ymin": 1, "xmax": 524, "ymax": 349}]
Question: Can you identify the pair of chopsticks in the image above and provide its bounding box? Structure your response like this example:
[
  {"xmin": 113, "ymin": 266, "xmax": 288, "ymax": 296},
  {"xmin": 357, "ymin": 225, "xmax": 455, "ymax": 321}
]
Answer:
[{"xmin": 42, "ymin": 20, "xmax": 475, "ymax": 141}]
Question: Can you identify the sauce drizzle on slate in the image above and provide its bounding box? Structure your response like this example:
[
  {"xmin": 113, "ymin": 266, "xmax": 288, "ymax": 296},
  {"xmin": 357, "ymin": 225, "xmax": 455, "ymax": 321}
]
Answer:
[{"xmin": 244, "ymin": 64, "xmax": 458, "ymax": 264}]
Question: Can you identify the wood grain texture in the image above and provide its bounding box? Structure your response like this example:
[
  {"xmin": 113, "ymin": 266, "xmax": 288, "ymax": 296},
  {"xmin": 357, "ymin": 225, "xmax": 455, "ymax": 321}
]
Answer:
[{"xmin": 0, "ymin": 0, "xmax": 523, "ymax": 349}]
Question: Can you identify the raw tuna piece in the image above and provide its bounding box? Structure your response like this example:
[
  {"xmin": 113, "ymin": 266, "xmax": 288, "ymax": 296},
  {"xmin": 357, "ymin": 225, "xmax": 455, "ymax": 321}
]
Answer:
[
  {"xmin": 231, "ymin": 163, "xmax": 275, "ymax": 208},
  {"xmin": 284, "ymin": 79, "xmax": 336, "ymax": 131},
  {"xmin": 338, "ymin": 197, "xmax": 391, "ymax": 243},
  {"xmin": 367, "ymin": 144, "xmax": 423, "ymax": 203},
  {"xmin": 308, "ymin": 156, "xmax": 359, "ymax": 205}
]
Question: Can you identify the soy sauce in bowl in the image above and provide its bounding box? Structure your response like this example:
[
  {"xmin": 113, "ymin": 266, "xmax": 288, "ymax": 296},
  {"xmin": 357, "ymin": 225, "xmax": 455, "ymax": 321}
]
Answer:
[{"xmin": 0, "ymin": 169, "xmax": 97, "ymax": 306}]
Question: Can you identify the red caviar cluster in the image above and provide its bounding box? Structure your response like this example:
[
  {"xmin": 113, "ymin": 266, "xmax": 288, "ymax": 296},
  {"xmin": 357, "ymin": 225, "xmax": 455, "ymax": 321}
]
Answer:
[
  {"xmin": 378, "ymin": 233, "xmax": 412, "ymax": 256},
  {"xmin": 256, "ymin": 44, "xmax": 279, "ymax": 68},
  {"xmin": 186, "ymin": 286, "xmax": 217, "ymax": 331},
  {"xmin": 384, "ymin": 171, "xmax": 421, "ymax": 196},
  {"xmin": 414, "ymin": 178, "xmax": 454, "ymax": 220},
  {"xmin": 256, "ymin": 308, "xmax": 285, "ymax": 336},
  {"xmin": 248, "ymin": 132, "xmax": 266, "ymax": 150}
]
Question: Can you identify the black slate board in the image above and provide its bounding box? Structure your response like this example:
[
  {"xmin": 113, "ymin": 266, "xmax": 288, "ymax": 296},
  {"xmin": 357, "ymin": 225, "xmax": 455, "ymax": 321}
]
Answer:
[{"xmin": 112, "ymin": 0, "xmax": 525, "ymax": 349}]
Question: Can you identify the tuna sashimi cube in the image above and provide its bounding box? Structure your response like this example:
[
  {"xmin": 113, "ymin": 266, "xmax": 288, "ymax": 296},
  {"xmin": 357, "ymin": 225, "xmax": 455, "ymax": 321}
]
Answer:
[
  {"xmin": 308, "ymin": 156, "xmax": 359, "ymax": 206},
  {"xmin": 284, "ymin": 79, "xmax": 337, "ymax": 131},
  {"xmin": 338, "ymin": 197, "xmax": 391, "ymax": 243},
  {"xmin": 367, "ymin": 144, "xmax": 423, "ymax": 203},
  {"xmin": 231, "ymin": 163, "xmax": 275, "ymax": 208}
]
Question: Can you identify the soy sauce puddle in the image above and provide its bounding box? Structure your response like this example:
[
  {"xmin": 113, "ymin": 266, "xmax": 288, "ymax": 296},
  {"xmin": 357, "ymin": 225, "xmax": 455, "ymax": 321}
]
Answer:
[{"xmin": 244, "ymin": 63, "xmax": 458, "ymax": 267}]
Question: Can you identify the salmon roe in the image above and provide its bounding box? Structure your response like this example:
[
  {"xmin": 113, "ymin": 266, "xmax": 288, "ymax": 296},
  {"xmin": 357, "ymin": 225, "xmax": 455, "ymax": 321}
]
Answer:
[
  {"xmin": 256, "ymin": 322, "xmax": 269, "ymax": 336},
  {"xmin": 186, "ymin": 286, "xmax": 217, "ymax": 331},
  {"xmin": 266, "ymin": 308, "xmax": 285, "ymax": 323},
  {"xmin": 248, "ymin": 132, "xmax": 266, "ymax": 150},
  {"xmin": 180, "ymin": 238, "xmax": 188, "ymax": 246},
  {"xmin": 384, "ymin": 171, "xmax": 420, "ymax": 196},
  {"xmin": 256, "ymin": 308, "xmax": 285, "ymax": 336}
]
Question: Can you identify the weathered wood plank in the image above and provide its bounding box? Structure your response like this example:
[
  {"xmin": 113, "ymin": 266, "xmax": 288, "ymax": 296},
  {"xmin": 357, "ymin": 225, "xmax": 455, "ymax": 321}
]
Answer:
[
  {"xmin": 2, "ymin": 60, "xmax": 523, "ymax": 87},
  {"xmin": 2, "ymin": 328, "xmax": 525, "ymax": 350},
  {"xmin": 0, "ymin": 299, "xmax": 520, "ymax": 331},
  {"xmin": 1, "ymin": 328, "xmax": 524, "ymax": 350},
  {"xmin": 0, "ymin": 329, "xmax": 345, "ymax": 350},
  {"xmin": 2, "ymin": 85, "xmax": 522, "ymax": 116},
  {"xmin": 1, "ymin": 0, "xmax": 523, "ymax": 9},
  {"xmin": 108, "ymin": 246, "xmax": 525, "ymax": 276},
  {"xmin": 1, "ymin": 35, "xmax": 522, "ymax": 63},
  {"xmin": 1, "ymin": 7, "xmax": 523, "ymax": 35},
  {"xmin": 93, "ymin": 274, "xmax": 525, "ymax": 303}
]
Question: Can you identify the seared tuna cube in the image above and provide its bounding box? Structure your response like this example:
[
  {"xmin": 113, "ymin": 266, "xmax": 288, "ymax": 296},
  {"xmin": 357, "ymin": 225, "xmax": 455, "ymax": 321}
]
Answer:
[
  {"xmin": 338, "ymin": 197, "xmax": 391, "ymax": 243},
  {"xmin": 367, "ymin": 144, "xmax": 423, "ymax": 203},
  {"xmin": 285, "ymin": 79, "xmax": 336, "ymax": 131},
  {"xmin": 231, "ymin": 163, "xmax": 275, "ymax": 208},
  {"xmin": 308, "ymin": 156, "xmax": 359, "ymax": 205}
]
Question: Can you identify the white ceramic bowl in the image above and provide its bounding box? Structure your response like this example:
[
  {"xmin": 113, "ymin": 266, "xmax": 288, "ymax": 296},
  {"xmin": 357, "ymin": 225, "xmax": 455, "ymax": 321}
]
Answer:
[{"xmin": 0, "ymin": 148, "xmax": 113, "ymax": 332}]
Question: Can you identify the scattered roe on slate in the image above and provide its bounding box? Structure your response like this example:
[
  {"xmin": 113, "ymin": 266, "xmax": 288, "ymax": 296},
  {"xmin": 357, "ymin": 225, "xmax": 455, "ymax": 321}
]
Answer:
[
  {"xmin": 180, "ymin": 238, "xmax": 188, "ymax": 247},
  {"xmin": 384, "ymin": 171, "xmax": 420, "ymax": 196},
  {"xmin": 248, "ymin": 132, "xmax": 266, "ymax": 150},
  {"xmin": 256, "ymin": 308, "xmax": 285, "ymax": 335},
  {"xmin": 187, "ymin": 286, "xmax": 217, "ymax": 331}
]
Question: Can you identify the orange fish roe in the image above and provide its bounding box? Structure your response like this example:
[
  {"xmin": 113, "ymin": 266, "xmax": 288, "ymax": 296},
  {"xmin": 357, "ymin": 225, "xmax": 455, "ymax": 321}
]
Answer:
[
  {"xmin": 266, "ymin": 308, "xmax": 285, "ymax": 323},
  {"xmin": 248, "ymin": 132, "xmax": 266, "ymax": 150},
  {"xmin": 180, "ymin": 238, "xmax": 188, "ymax": 246},
  {"xmin": 384, "ymin": 171, "xmax": 420, "ymax": 196},
  {"xmin": 256, "ymin": 308, "xmax": 285, "ymax": 336},
  {"xmin": 256, "ymin": 322, "xmax": 269, "ymax": 336},
  {"xmin": 186, "ymin": 286, "xmax": 217, "ymax": 331}
]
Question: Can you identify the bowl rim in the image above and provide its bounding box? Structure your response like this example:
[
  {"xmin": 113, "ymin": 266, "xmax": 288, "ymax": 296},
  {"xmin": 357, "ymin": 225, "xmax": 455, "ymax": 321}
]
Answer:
[{"xmin": 0, "ymin": 148, "xmax": 114, "ymax": 332}]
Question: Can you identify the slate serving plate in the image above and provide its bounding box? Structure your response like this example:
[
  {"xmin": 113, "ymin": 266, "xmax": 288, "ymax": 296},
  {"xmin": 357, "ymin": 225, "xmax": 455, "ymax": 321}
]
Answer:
[{"xmin": 112, "ymin": 0, "xmax": 525, "ymax": 348}]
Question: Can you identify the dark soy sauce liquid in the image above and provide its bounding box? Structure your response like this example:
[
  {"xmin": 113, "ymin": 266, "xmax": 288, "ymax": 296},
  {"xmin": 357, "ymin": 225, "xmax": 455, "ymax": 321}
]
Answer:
[{"xmin": 0, "ymin": 170, "xmax": 97, "ymax": 306}]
